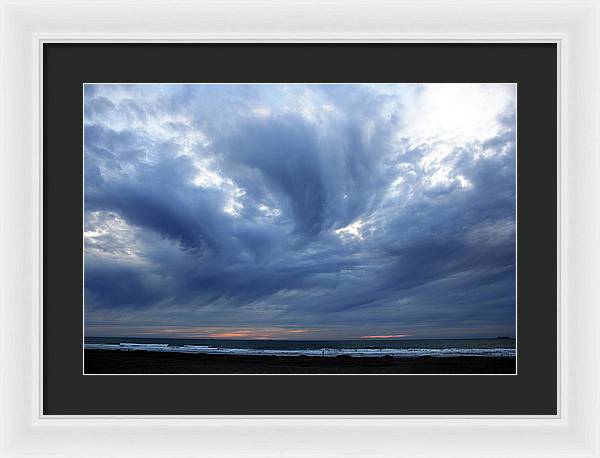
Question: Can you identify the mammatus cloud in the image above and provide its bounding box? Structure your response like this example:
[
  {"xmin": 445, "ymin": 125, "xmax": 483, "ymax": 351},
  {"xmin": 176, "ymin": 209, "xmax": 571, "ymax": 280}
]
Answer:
[{"xmin": 84, "ymin": 83, "xmax": 516, "ymax": 339}]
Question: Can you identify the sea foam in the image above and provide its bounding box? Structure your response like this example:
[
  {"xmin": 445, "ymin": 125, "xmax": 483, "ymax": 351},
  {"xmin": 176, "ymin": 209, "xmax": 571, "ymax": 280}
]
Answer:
[{"xmin": 84, "ymin": 342, "xmax": 516, "ymax": 358}]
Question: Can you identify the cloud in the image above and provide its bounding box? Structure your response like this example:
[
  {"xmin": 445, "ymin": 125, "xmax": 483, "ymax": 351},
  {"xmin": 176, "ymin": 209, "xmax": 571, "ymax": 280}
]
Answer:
[{"xmin": 84, "ymin": 83, "xmax": 516, "ymax": 339}]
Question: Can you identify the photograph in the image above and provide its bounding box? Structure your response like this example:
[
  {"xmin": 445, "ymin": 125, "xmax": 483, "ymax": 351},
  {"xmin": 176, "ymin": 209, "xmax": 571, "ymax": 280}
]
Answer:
[{"xmin": 83, "ymin": 82, "xmax": 517, "ymax": 375}]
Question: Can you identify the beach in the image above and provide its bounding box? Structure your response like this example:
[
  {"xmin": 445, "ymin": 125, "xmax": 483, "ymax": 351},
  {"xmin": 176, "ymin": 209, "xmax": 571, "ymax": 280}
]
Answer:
[{"xmin": 84, "ymin": 349, "xmax": 516, "ymax": 374}]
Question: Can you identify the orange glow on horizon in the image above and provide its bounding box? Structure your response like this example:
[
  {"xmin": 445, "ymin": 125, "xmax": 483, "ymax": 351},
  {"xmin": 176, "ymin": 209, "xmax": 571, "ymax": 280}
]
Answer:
[
  {"xmin": 207, "ymin": 328, "xmax": 310, "ymax": 338},
  {"xmin": 115, "ymin": 326, "xmax": 415, "ymax": 340},
  {"xmin": 208, "ymin": 331, "xmax": 255, "ymax": 338}
]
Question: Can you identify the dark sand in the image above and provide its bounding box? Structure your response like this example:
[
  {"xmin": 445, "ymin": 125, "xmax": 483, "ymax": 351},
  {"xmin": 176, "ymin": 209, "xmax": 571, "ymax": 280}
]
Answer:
[{"xmin": 85, "ymin": 349, "xmax": 516, "ymax": 374}]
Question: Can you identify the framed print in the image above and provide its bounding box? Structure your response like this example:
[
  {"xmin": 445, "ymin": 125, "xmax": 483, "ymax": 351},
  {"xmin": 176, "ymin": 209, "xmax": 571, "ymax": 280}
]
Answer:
[
  {"xmin": 82, "ymin": 81, "xmax": 518, "ymax": 377},
  {"xmin": 1, "ymin": 0, "xmax": 599, "ymax": 457}
]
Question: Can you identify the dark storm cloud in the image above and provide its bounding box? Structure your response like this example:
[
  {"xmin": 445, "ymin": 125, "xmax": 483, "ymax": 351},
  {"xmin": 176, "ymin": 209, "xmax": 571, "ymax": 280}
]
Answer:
[{"xmin": 84, "ymin": 84, "xmax": 516, "ymax": 339}]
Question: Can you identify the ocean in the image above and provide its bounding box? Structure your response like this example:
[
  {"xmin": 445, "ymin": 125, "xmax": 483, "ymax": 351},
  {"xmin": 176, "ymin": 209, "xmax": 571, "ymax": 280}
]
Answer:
[{"xmin": 84, "ymin": 336, "xmax": 516, "ymax": 358}]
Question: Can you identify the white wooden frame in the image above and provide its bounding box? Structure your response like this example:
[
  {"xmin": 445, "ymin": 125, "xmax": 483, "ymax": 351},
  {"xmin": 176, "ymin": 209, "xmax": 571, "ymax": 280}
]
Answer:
[{"xmin": 1, "ymin": 0, "xmax": 598, "ymax": 456}]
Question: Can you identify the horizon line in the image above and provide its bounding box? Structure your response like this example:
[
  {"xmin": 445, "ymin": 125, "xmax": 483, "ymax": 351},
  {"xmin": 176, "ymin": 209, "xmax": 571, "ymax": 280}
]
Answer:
[{"xmin": 85, "ymin": 335, "xmax": 516, "ymax": 341}]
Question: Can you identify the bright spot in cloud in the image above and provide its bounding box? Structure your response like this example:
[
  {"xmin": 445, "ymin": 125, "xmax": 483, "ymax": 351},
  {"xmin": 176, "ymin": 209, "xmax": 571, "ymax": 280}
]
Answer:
[
  {"xmin": 223, "ymin": 188, "xmax": 246, "ymax": 217},
  {"xmin": 258, "ymin": 204, "xmax": 281, "ymax": 218},
  {"xmin": 335, "ymin": 219, "xmax": 365, "ymax": 240},
  {"xmin": 192, "ymin": 158, "xmax": 226, "ymax": 188},
  {"xmin": 405, "ymin": 83, "xmax": 515, "ymax": 143}
]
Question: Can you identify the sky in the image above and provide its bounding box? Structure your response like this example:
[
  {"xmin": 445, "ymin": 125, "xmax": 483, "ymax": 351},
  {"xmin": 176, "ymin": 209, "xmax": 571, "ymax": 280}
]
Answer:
[{"xmin": 84, "ymin": 83, "xmax": 516, "ymax": 340}]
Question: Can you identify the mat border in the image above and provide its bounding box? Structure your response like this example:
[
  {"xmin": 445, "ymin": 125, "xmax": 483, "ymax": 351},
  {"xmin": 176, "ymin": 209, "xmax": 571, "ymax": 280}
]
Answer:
[{"xmin": 1, "ymin": 0, "xmax": 598, "ymax": 457}]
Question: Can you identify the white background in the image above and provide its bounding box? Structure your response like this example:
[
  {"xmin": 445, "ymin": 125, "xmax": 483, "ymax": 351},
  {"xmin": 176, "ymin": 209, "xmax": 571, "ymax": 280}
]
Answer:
[{"xmin": 0, "ymin": 0, "xmax": 598, "ymax": 456}]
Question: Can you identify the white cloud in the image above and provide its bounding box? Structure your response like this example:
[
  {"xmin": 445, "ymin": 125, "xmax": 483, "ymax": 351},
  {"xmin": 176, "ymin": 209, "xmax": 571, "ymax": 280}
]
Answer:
[
  {"xmin": 335, "ymin": 219, "xmax": 366, "ymax": 240},
  {"xmin": 404, "ymin": 83, "xmax": 515, "ymax": 144}
]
